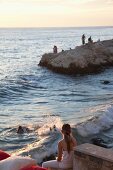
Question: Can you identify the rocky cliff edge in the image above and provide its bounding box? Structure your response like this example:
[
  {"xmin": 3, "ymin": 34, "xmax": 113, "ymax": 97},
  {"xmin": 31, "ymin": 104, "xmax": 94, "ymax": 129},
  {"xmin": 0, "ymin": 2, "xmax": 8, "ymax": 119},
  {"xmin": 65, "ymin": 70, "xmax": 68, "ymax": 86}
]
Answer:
[{"xmin": 39, "ymin": 39, "xmax": 113, "ymax": 75}]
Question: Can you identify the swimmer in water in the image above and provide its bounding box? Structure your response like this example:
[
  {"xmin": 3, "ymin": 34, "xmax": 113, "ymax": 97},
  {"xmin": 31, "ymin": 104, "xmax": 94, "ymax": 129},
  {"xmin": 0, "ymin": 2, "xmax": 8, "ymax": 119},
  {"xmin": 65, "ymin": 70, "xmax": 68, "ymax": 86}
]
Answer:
[
  {"xmin": 17, "ymin": 126, "xmax": 31, "ymax": 134},
  {"xmin": 17, "ymin": 126, "xmax": 24, "ymax": 134},
  {"xmin": 53, "ymin": 125, "xmax": 57, "ymax": 131}
]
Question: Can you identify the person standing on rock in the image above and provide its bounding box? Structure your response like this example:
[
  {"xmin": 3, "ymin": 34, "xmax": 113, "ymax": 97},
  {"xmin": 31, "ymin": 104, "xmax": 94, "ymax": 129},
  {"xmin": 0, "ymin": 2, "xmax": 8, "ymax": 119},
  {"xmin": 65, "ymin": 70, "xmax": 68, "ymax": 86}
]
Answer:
[
  {"xmin": 82, "ymin": 34, "xmax": 85, "ymax": 45},
  {"xmin": 53, "ymin": 45, "xmax": 58, "ymax": 54}
]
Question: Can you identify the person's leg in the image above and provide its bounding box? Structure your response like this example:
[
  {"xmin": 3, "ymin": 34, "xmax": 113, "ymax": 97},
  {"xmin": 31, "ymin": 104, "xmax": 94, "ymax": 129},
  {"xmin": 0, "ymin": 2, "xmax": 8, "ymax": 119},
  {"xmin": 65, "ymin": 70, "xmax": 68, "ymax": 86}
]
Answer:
[{"xmin": 42, "ymin": 160, "xmax": 59, "ymax": 169}]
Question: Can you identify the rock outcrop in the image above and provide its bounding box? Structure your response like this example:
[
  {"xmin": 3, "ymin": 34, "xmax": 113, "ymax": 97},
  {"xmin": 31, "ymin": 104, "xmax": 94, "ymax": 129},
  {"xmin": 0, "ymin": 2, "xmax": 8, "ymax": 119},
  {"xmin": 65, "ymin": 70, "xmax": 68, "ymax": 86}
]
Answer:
[{"xmin": 39, "ymin": 39, "xmax": 113, "ymax": 75}]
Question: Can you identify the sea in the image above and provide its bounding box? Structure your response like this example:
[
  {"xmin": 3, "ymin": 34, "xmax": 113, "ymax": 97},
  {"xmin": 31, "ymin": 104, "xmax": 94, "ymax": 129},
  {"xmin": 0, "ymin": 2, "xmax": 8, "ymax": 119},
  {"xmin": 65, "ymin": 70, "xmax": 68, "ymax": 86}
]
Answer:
[{"xmin": 0, "ymin": 26, "xmax": 113, "ymax": 163}]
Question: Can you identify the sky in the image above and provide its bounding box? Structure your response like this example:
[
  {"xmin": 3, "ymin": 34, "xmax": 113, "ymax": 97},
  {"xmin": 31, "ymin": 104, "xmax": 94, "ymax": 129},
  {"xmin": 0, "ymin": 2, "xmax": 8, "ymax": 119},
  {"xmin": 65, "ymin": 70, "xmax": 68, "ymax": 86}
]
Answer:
[{"xmin": 0, "ymin": 0, "xmax": 113, "ymax": 27}]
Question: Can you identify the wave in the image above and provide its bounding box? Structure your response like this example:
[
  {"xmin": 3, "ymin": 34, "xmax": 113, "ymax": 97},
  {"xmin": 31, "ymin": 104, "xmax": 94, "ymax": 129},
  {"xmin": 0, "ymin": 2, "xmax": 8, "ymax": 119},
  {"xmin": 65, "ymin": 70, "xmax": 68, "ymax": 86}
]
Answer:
[
  {"xmin": 0, "ymin": 72, "xmax": 50, "ymax": 104},
  {"xmin": 76, "ymin": 104, "xmax": 113, "ymax": 137},
  {"xmin": 10, "ymin": 104, "xmax": 113, "ymax": 163},
  {"xmin": 10, "ymin": 116, "xmax": 63, "ymax": 164},
  {"xmin": 12, "ymin": 132, "xmax": 61, "ymax": 164}
]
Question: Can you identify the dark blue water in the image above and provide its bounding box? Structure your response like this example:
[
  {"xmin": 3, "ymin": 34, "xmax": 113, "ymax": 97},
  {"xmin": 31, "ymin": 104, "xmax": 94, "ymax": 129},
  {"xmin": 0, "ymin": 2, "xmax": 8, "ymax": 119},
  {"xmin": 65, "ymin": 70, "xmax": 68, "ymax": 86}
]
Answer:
[{"xmin": 0, "ymin": 27, "xmax": 113, "ymax": 162}]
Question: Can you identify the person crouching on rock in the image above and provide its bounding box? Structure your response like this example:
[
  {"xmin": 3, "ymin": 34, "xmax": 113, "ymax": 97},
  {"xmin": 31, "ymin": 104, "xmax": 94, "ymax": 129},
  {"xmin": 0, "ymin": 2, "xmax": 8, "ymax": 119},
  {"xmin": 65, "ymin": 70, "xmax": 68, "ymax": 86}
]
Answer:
[
  {"xmin": 42, "ymin": 124, "xmax": 77, "ymax": 169},
  {"xmin": 53, "ymin": 45, "xmax": 58, "ymax": 54},
  {"xmin": 88, "ymin": 36, "xmax": 93, "ymax": 43}
]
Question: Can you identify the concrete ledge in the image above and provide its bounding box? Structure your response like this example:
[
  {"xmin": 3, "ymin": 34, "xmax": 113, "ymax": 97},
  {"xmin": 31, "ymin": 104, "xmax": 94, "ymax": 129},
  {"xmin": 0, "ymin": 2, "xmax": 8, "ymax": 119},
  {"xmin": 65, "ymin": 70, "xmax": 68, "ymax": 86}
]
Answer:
[{"xmin": 74, "ymin": 143, "xmax": 113, "ymax": 170}]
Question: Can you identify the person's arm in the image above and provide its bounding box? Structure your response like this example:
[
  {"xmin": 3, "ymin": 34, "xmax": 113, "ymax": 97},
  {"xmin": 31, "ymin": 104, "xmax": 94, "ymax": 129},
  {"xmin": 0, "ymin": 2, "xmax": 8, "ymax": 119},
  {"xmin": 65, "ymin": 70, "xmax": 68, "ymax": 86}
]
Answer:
[{"xmin": 57, "ymin": 141, "xmax": 63, "ymax": 162}]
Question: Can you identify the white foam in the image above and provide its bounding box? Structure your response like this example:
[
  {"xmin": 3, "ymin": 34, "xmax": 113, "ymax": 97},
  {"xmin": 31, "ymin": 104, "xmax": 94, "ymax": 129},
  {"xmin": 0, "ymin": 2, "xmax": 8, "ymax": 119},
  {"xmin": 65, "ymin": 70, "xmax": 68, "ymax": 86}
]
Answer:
[
  {"xmin": 12, "ymin": 131, "xmax": 61, "ymax": 164},
  {"xmin": 11, "ymin": 116, "xmax": 63, "ymax": 164},
  {"xmin": 37, "ymin": 116, "xmax": 63, "ymax": 136},
  {"xmin": 76, "ymin": 104, "xmax": 113, "ymax": 137}
]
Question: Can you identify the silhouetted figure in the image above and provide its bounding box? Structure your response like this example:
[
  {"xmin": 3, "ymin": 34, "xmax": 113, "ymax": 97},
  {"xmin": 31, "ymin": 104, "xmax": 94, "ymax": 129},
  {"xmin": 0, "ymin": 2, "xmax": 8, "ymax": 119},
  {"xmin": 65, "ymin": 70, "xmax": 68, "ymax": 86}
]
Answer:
[
  {"xmin": 82, "ymin": 34, "xmax": 86, "ymax": 45},
  {"xmin": 53, "ymin": 125, "xmax": 57, "ymax": 131},
  {"xmin": 88, "ymin": 36, "xmax": 93, "ymax": 43},
  {"xmin": 17, "ymin": 126, "xmax": 24, "ymax": 134},
  {"xmin": 17, "ymin": 126, "xmax": 31, "ymax": 134},
  {"xmin": 53, "ymin": 45, "xmax": 57, "ymax": 54}
]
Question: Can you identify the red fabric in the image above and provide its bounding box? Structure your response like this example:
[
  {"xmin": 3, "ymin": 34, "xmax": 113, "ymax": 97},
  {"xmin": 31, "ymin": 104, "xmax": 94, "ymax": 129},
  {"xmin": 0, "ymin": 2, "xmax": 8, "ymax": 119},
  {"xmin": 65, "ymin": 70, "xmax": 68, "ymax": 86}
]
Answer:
[
  {"xmin": 20, "ymin": 165, "xmax": 47, "ymax": 170},
  {"xmin": 0, "ymin": 150, "xmax": 10, "ymax": 161},
  {"xmin": 0, "ymin": 150, "xmax": 47, "ymax": 170}
]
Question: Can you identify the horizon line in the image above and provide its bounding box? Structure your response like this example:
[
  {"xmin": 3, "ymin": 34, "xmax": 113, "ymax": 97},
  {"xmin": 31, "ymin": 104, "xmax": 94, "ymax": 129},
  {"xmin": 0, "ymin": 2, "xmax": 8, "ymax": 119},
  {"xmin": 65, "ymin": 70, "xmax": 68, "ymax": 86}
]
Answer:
[{"xmin": 0, "ymin": 25, "xmax": 113, "ymax": 29}]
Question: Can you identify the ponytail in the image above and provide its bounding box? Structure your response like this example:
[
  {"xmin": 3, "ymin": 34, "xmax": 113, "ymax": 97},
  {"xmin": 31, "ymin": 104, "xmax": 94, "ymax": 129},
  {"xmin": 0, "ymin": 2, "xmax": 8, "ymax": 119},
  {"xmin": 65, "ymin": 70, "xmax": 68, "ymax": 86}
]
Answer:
[
  {"xmin": 64, "ymin": 133, "xmax": 71, "ymax": 153},
  {"xmin": 62, "ymin": 124, "xmax": 71, "ymax": 153}
]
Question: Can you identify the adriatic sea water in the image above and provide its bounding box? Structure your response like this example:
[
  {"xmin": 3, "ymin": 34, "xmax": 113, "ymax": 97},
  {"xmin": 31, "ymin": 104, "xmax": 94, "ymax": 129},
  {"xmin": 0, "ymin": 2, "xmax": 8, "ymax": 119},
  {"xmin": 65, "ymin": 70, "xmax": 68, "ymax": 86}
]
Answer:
[{"xmin": 0, "ymin": 27, "xmax": 113, "ymax": 162}]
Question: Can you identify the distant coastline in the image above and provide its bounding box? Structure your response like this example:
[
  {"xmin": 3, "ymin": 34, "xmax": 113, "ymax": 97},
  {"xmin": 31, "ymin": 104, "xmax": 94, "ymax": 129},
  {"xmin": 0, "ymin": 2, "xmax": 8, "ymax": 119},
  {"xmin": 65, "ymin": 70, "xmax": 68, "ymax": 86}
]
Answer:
[{"xmin": 0, "ymin": 26, "xmax": 113, "ymax": 29}]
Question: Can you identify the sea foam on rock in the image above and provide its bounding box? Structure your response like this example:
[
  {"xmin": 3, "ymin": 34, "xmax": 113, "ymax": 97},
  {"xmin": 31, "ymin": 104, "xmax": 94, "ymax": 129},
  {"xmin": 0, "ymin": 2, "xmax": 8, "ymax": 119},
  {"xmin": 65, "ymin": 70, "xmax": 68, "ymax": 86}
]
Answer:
[{"xmin": 39, "ymin": 39, "xmax": 113, "ymax": 75}]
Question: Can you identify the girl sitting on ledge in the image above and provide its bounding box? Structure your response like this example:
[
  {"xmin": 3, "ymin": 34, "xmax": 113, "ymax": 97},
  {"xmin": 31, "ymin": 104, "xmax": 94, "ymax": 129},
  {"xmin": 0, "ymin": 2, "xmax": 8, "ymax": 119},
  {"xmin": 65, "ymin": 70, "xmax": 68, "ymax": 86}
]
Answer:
[{"xmin": 42, "ymin": 124, "xmax": 77, "ymax": 170}]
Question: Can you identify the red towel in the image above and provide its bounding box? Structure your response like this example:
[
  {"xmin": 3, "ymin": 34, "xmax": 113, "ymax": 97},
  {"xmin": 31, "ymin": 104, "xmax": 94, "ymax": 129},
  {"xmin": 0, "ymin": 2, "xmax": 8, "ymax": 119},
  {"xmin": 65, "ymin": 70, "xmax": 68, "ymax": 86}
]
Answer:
[
  {"xmin": 0, "ymin": 150, "xmax": 10, "ymax": 161},
  {"xmin": 20, "ymin": 165, "xmax": 48, "ymax": 170}
]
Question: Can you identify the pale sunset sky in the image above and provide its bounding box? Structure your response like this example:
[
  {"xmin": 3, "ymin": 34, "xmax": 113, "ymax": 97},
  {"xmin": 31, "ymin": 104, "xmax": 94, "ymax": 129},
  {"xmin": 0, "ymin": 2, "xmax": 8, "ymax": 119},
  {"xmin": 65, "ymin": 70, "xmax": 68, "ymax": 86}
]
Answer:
[{"xmin": 0, "ymin": 0, "xmax": 113, "ymax": 27}]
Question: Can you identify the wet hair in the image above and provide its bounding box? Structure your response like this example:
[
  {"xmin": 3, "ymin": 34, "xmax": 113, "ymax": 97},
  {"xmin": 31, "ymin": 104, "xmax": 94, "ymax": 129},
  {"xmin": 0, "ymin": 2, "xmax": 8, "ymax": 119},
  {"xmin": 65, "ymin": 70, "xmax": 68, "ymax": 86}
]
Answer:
[
  {"xmin": 62, "ymin": 124, "xmax": 71, "ymax": 153},
  {"xmin": 17, "ymin": 126, "xmax": 24, "ymax": 134}
]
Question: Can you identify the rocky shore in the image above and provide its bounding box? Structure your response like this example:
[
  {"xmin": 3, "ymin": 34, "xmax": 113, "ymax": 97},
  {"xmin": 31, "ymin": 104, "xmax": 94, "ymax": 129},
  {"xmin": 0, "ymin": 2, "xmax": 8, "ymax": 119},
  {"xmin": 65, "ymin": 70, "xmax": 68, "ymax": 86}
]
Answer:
[{"xmin": 39, "ymin": 39, "xmax": 113, "ymax": 75}]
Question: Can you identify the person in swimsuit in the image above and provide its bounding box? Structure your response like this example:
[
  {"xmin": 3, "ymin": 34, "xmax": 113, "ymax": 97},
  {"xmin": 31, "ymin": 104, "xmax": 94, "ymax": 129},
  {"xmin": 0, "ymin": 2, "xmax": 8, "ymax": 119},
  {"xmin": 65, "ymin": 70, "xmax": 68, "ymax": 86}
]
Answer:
[{"xmin": 42, "ymin": 124, "xmax": 77, "ymax": 169}]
